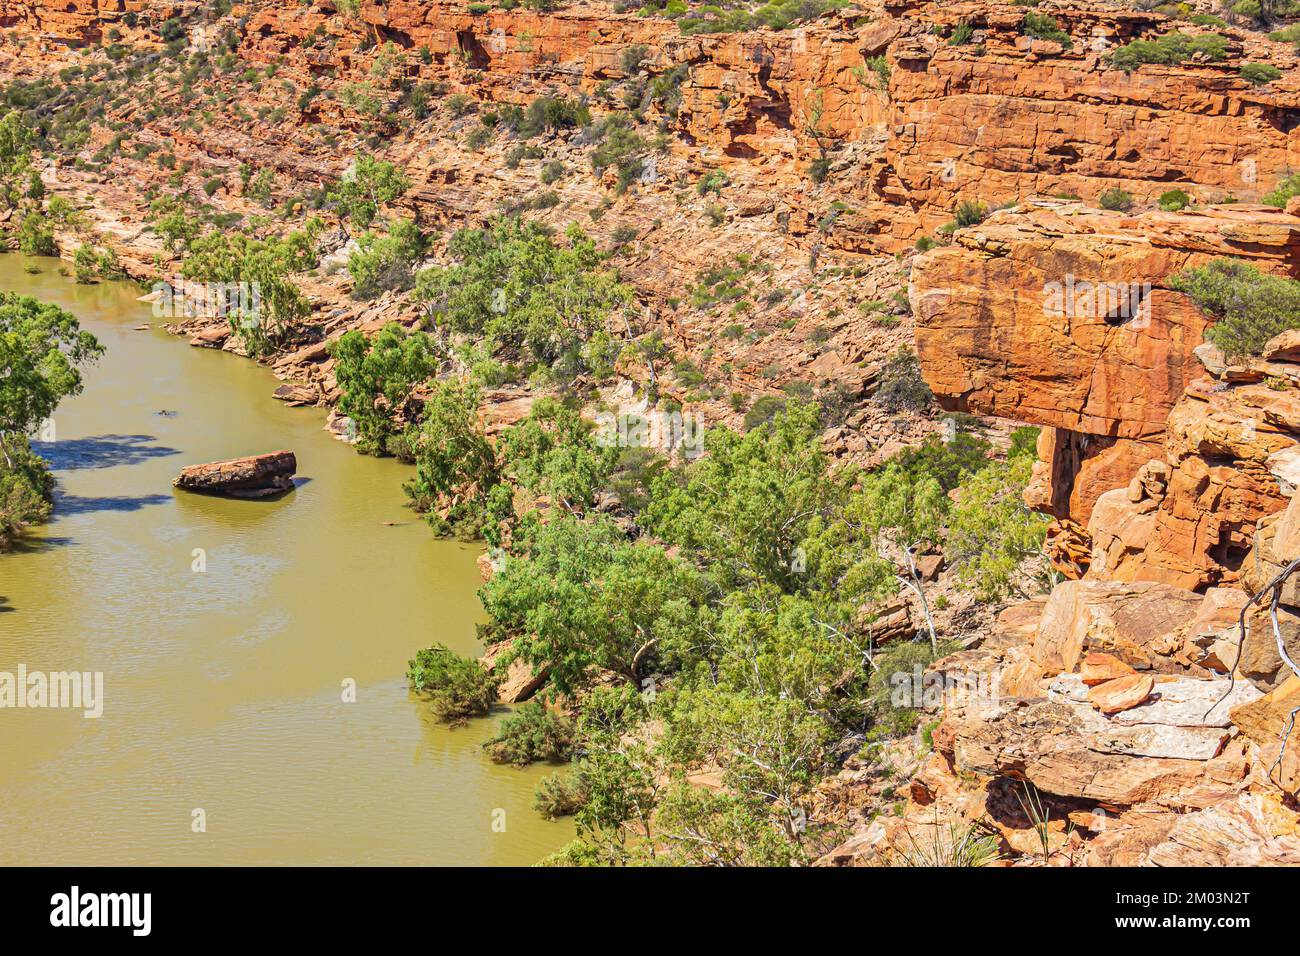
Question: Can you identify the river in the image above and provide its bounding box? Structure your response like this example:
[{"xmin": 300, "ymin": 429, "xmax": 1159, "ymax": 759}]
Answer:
[{"xmin": 0, "ymin": 252, "xmax": 572, "ymax": 865}]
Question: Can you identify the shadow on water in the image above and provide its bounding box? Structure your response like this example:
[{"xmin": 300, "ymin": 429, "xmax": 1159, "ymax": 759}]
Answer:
[
  {"xmin": 32, "ymin": 434, "xmax": 180, "ymax": 471},
  {"xmin": 0, "ymin": 596, "xmax": 12, "ymax": 613},
  {"xmin": 53, "ymin": 493, "xmax": 173, "ymax": 516},
  {"xmin": 2, "ymin": 535, "xmax": 75, "ymax": 558}
]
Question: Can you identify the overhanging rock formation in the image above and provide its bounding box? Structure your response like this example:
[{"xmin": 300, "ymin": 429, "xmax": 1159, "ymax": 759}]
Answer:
[{"xmin": 911, "ymin": 199, "xmax": 1300, "ymax": 586}]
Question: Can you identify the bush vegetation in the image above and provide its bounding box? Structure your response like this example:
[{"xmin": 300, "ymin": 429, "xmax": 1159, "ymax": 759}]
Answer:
[
  {"xmin": 1098, "ymin": 188, "xmax": 1133, "ymax": 212},
  {"xmin": 414, "ymin": 217, "xmax": 631, "ymax": 381},
  {"xmin": 483, "ymin": 701, "xmax": 576, "ymax": 765},
  {"xmin": 1171, "ymin": 258, "xmax": 1300, "ymax": 358},
  {"xmin": 1240, "ymin": 63, "xmax": 1282, "ymax": 86},
  {"xmin": 393, "ymin": 373, "xmax": 1046, "ymax": 864},
  {"xmin": 329, "ymin": 321, "xmax": 441, "ymax": 457},
  {"xmin": 406, "ymin": 644, "xmax": 500, "ymax": 724},
  {"xmin": 1109, "ymin": 32, "xmax": 1227, "ymax": 72},
  {"xmin": 1021, "ymin": 12, "xmax": 1072, "ymax": 46},
  {"xmin": 0, "ymin": 291, "xmax": 103, "ymax": 549}
]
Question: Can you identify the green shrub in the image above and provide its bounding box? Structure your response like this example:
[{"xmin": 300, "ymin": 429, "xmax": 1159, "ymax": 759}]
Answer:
[
  {"xmin": 1158, "ymin": 188, "xmax": 1191, "ymax": 211},
  {"xmin": 1170, "ymin": 258, "xmax": 1300, "ymax": 358},
  {"xmin": 403, "ymin": 377, "xmax": 504, "ymax": 539},
  {"xmin": 347, "ymin": 218, "xmax": 427, "ymax": 300},
  {"xmin": 72, "ymin": 244, "xmax": 99, "ymax": 283},
  {"xmin": 540, "ymin": 160, "xmax": 566, "ymax": 184},
  {"xmin": 1098, "ymin": 187, "xmax": 1133, "ymax": 212},
  {"xmin": 414, "ymin": 218, "xmax": 631, "ymax": 375},
  {"xmin": 953, "ymin": 199, "xmax": 988, "ymax": 227},
  {"xmin": 949, "ymin": 21, "xmax": 975, "ymax": 45},
  {"xmin": 517, "ymin": 95, "xmax": 590, "ymax": 137},
  {"xmin": 887, "ymin": 432, "xmax": 993, "ymax": 493},
  {"xmin": 329, "ymin": 321, "xmax": 441, "ymax": 455},
  {"xmin": 1109, "ymin": 32, "xmax": 1227, "ymax": 72},
  {"xmin": 1240, "ymin": 63, "xmax": 1282, "ymax": 86},
  {"xmin": 1021, "ymin": 12, "xmax": 1071, "ymax": 47},
  {"xmin": 406, "ymin": 644, "xmax": 501, "ymax": 724},
  {"xmin": 533, "ymin": 770, "xmax": 588, "ymax": 818},
  {"xmin": 1268, "ymin": 24, "xmax": 1300, "ymax": 45},
  {"xmin": 866, "ymin": 55, "xmax": 891, "ymax": 91},
  {"xmin": 0, "ymin": 440, "xmax": 54, "ymax": 551},
  {"xmin": 875, "ymin": 348, "xmax": 934, "ymax": 413},
  {"xmin": 327, "ymin": 153, "xmax": 409, "ymax": 230},
  {"xmin": 16, "ymin": 212, "xmax": 54, "ymax": 256},
  {"xmin": 742, "ymin": 395, "xmax": 788, "ymax": 432},
  {"xmin": 1263, "ymin": 172, "xmax": 1300, "ymax": 209},
  {"xmin": 696, "ymin": 170, "xmax": 728, "ymax": 196},
  {"xmin": 483, "ymin": 701, "xmax": 576, "ymax": 765},
  {"xmin": 589, "ymin": 123, "xmax": 647, "ymax": 193}
]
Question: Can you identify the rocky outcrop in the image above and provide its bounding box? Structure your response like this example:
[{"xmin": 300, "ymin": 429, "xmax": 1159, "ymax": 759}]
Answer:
[
  {"xmin": 172, "ymin": 450, "xmax": 297, "ymax": 498},
  {"xmin": 911, "ymin": 197, "xmax": 1300, "ymax": 587},
  {"xmin": 822, "ymin": 573, "xmax": 1300, "ymax": 866},
  {"xmin": 912, "ymin": 199, "xmax": 1300, "ymax": 513},
  {"xmin": 1085, "ymin": 337, "xmax": 1300, "ymax": 590}
]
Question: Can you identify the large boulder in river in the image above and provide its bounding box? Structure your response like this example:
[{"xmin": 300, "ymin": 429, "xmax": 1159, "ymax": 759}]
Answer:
[{"xmin": 173, "ymin": 451, "xmax": 297, "ymax": 499}]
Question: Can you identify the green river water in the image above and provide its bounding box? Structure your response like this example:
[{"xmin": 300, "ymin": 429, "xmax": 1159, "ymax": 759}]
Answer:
[{"xmin": 0, "ymin": 252, "xmax": 572, "ymax": 865}]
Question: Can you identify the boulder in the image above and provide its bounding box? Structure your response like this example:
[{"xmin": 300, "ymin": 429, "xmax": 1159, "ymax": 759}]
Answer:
[
  {"xmin": 173, "ymin": 451, "xmax": 296, "ymax": 498},
  {"xmin": 188, "ymin": 324, "xmax": 230, "ymax": 348},
  {"xmin": 914, "ymin": 552, "xmax": 944, "ymax": 581},
  {"xmin": 479, "ymin": 638, "xmax": 548, "ymax": 704},
  {"xmin": 1230, "ymin": 675, "xmax": 1300, "ymax": 748},
  {"xmin": 1031, "ymin": 579, "xmax": 1201, "ymax": 676},
  {"xmin": 1263, "ymin": 330, "xmax": 1300, "ymax": 364},
  {"xmin": 272, "ymin": 383, "xmax": 318, "ymax": 405}
]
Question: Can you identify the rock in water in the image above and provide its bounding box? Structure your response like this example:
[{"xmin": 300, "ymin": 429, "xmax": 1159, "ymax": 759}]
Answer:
[{"xmin": 173, "ymin": 451, "xmax": 297, "ymax": 499}]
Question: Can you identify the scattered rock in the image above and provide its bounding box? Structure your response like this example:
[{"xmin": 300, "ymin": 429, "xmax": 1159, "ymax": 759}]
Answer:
[
  {"xmin": 1088, "ymin": 673, "xmax": 1154, "ymax": 715},
  {"xmin": 914, "ymin": 552, "xmax": 944, "ymax": 581},
  {"xmin": 1080, "ymin": 652, "xmax": 1135, "ymax": 686},
  {"xmin": 188, "ymin": 324, "xmax": 230, "ymax": 348}
]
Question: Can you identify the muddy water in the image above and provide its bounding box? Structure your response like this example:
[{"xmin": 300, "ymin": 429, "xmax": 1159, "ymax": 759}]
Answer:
[{"xmin": 0, "ymin": 253, "xmax": 571, "ymax": 865}]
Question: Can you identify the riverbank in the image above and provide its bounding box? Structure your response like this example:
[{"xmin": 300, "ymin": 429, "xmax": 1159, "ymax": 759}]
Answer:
[{"xmin": 0, "ymin": 251, "xmax": 573, "ymax": 864}]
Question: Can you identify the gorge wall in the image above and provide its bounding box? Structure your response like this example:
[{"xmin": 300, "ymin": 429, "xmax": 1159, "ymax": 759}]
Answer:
[{"xmin": 6, "ymin": 0, "xmax": 1300, "ymax": 249}]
